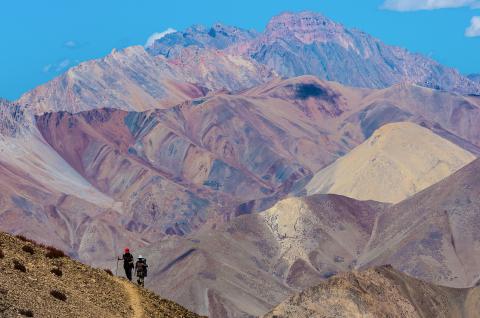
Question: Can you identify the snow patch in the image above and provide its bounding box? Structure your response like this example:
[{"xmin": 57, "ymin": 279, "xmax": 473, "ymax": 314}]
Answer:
[{"xmin": 145, "ymin": 28, "xmax": 177, "ymax": 47}]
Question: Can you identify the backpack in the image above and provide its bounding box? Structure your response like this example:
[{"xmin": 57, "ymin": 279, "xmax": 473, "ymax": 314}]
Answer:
[{"xmin": 136, "ymin": 259, "xmax": 148, "ymax": 277}]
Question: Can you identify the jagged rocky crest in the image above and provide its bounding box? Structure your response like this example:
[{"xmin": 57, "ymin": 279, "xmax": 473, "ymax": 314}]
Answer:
[{"xmin": 146, "ymin": 23, "xmax": 258, "ymax": 57}]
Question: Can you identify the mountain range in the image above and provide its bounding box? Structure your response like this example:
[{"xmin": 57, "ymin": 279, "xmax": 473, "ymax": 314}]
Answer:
[
  {"xmin": 19, "ymin": 11, "xmax": 480, "ymax": 117},
  {"xmin": 1, "ymin": 10, "xmax": 480, "ymax": 318},
  {"xmin": 5, "ymin": 75, "xmax": 480, "ymax": 269},
  {"xmin": 138, "ymin": 157, "xmax": 480, "ymax": 317},
  {"xmin": 150, "ymin": 11, "xmax": 480, "ymax": 95}
]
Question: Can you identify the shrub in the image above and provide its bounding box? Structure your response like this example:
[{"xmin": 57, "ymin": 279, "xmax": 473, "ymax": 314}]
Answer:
[
  {"xmin": 50, "ymin": 268, "xmax": 63, "ymax": 277},
  {"xmin": 50, "ymin": 290, "xmax": 67, "ymax": 302},
  {"xmin": 15, "ymin": 235, "xmax": 36, "ymax": 244},
  {"xmin": 19, "ymin": 309, "xmax": 34, "ymax": 317},
  {"xmin": 104, "ymin": 269, "xmax": 113, "ymax": 276},
  {"xmin": 13, "ymin": 260, "xmax": 26, "ymax": 272},
  {"xmin": 45, "ymin": 246, "xmax": 65, "ymax": 259},
  {"xmin": 15, "ymin": 234, "xmax": 29, "ymax": 242},
  {"xmin": 0, "ymin": 248, "xmax": 4, "ymax": 259},
  {"xmin": 22, "ymin": 245, "xmax": 35, "ymax": 255}
]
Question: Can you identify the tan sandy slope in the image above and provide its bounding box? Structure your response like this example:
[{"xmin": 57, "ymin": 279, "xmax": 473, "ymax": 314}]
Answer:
[{"xmin": 306, "ymin": 122, "xmax": 476, "ymax": 203}]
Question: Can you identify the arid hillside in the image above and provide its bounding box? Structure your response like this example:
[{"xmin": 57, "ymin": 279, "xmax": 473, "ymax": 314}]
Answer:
[
  {"xmin": 264, "ymin": 265, "xmax": 480, "ymax": 318},
  {"xmin": 136, "ymin": 194, "xmax": 388, "ymax": 317},
  {"xmin": 0, "ymin": 231, "xmax": 203, "ymax": 318},
  {"xmin": 358, "ymin": 158, "xmax": 480, "ymax": 288},
  {"xmin": 138, "ymin": 160, "xmax": 480, "ymax": 317}
]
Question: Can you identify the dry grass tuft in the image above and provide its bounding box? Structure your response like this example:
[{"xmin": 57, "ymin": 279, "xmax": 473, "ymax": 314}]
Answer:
[
  {"xmin": 15, "ymin": 235, "xmax": 37, "ymax": 245},
  {"xmin": 45, "ymin": 246, "xmax": 66, "ymax": 259},
  {"xmin": 50, "ymin": 290, "xmax": 67, "ymax": 302},
  {"xmin": 19, "ymin": 309, "xmax": 34, "ymax": 317},
  {"xmin": 13, "ymin": 260, "xmax": 26, "ymax": 272},
  {"xmin": 50, "ymin": 268, "xmax": 63, "ymax": 277},
  {"xmin": 22, "ymin": 245, "xmax": 35, "ymax": 255}
]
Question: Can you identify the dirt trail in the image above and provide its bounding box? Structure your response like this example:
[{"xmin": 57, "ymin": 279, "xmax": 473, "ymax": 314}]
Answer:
[{"xmin": 116, "ymin": 278, "xmax": 145, "ymax": 318}]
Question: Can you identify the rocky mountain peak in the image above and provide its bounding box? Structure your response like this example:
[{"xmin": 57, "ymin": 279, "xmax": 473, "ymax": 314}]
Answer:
[
  {"xmin": 265, "ymin": 11, "xmax": 344, "ymax": 44},
  {"xmin": 147, "ymin": 22, "xmax": 257, "ymax": 57},
  {"xmin": 267, "ymin": 11, "xmax": 333, "ymax": 26}
]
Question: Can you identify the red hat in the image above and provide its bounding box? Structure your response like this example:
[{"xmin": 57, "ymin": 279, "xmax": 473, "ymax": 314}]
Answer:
[{"xmin": 124, "ymin": 247, "xmax": 129, "ymax": 253}]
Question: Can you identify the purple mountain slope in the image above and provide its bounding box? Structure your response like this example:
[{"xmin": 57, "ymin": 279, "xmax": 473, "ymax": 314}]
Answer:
[{"xmin": 19, "ymin": 46, "xmax": 275, "ymax": 114}]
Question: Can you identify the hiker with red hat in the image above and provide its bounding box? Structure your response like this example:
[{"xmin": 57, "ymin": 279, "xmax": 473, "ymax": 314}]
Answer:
[{"xmin": 118, "ymin": 247, "xmax": 134, "ymax": 281}]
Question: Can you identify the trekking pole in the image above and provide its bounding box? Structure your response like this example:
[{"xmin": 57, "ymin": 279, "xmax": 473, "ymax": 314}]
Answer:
[{"xmin": 115, "ymin": 257, "xmax": 119, "ymax": 276}]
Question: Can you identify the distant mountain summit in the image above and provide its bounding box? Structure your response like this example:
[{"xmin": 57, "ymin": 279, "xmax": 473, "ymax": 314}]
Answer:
[
  {"xmin": 255, "ymin": 12, "xmax": 479, "ymax": 94},
  {"xmin": 150, "ymin": 11, "xmax": 480, "ymax": 95}
]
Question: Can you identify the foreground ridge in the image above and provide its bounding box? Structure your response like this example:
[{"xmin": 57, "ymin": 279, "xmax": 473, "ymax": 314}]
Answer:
[
  {"xmin": 264, "ymin": 265, "xmax": 480, "ymax": 318},
  {"xmin": 0, "ymin": 231, "xmax": 203, "ymax": 318}
]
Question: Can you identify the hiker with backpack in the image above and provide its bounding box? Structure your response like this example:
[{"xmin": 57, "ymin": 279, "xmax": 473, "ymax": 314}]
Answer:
[
  {"xmin": 118, "ymin": 248, "xmax": 134, "ymax": 281},
  {"xmin": 135, "ymin": 255, "xmax": 148, "ymax": 287}
]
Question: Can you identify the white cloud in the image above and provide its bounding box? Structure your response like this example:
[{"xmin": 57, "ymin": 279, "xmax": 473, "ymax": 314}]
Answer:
[
  {"xmin": 466, "ymin": 16, "xmax": 480, "ymax": 36},
  {"xmin": 64, "ymin": 40, "xmax": 77, "ymax": 48},
  {"xmin": 145, "ymin": 28, "xmax": 177, "ymax": 47},
  {"xmin": 382, "ymin": 0, "xmax": 480, "ymax": 11},
  {"xmin": 43, "ymin": 59, "xmax": 71, "ymax": 73},
  {"xmin": 56, "ymin": 59, "xmax": 70, "ymax": 71},
  {"xmin": 42, "ymin": 64, "xmax": 52, "ymax": 73}
]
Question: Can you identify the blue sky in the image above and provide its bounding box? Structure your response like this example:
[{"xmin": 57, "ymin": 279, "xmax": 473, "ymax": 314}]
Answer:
[{"xmin": 2, "ymin": 0, "xmax": 479, "ymax": 100}]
